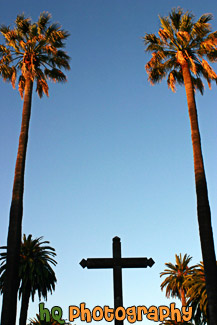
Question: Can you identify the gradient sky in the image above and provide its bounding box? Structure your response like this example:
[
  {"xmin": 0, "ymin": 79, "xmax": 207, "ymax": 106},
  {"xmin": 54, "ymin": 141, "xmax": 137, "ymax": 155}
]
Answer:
[{"xmin": 0, "ymin": 0, "xmax": 217, "ymax": 324}]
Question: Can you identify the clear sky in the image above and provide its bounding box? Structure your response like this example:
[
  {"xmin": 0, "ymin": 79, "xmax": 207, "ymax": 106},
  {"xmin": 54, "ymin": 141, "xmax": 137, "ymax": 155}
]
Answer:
[{"xmin": 0, "ymin": 0, "xmax": 217, "ymax": 324}]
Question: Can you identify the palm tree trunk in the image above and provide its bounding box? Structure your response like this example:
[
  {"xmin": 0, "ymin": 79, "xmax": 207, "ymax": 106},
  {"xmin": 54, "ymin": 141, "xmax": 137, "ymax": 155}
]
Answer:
[
  {"xmin": 180, "ymin": 288, "xmax": 186, "ymax": 307},
  {"xmin": 19, "ymin": 282, "xmax": 31, "ymax": 325},
  {"xmin": 1, "ymin": 78, "xmax": 33, "ymax": 325},
  {"xmin": 181, "ymin": 62, "xmax": 217, "ymax": 324}
]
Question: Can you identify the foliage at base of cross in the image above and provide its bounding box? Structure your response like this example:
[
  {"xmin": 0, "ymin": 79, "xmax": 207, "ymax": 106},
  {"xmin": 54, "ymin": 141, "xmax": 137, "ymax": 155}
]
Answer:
[{"xmin": 28, "ymin": 313, "xmax": 72, "ymax": 325}]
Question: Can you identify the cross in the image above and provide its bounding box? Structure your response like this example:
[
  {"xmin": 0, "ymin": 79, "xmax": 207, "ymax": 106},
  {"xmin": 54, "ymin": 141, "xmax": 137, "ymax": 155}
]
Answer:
[{"xmin": 80, "ymin": 236, "xmax": 155, "ymax": 325}]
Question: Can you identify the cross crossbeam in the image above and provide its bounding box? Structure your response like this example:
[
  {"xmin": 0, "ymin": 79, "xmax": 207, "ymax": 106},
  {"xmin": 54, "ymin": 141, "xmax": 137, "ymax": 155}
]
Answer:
[{"xmin": 80, "ymin": 257, "xmax": 154, "ymax": 269}]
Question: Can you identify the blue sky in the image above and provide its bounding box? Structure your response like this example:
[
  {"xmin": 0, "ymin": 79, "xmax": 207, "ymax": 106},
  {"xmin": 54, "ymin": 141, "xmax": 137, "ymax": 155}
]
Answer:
[{"xmin": 0, "ymin": 0, "xmax": 217, "ymax": 324}]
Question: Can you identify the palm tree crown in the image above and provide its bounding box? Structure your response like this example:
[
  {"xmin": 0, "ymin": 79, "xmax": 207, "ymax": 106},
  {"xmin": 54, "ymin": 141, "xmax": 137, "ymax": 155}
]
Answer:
[
  {"xmin": 0, "ymin": 234, "xmax": 57, "ymax": 325},
  {"xmin": 18, "ymin": 234, "xmax": 57, "ymax": 301},
  {"xmin": 185, "ymin": 262, "xmax": 208, "ymax": 324},
  {"xmin": 0, "ymin": 12, "xmax": 70, "ymax": 98},
  {"xmin": 144, "ymin": 8, "xmax": 217, "ymax": 93},
  {"xmin": 160, "ymin": 254, "xmax": 196, "ymax": 306}
]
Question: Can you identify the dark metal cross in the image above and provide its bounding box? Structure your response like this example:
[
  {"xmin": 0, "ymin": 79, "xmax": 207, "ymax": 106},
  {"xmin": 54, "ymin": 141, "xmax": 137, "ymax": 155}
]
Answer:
[{"xmin": 80, "ymin": 236, "xmax": 154, "ymax": 325}]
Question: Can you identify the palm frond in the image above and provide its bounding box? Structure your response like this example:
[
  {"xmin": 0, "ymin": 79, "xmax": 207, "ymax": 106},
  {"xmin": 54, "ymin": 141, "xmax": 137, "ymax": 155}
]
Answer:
[
  {"xmin": 37, "ymin": 12, "xmax": 51, "ymax": 34},
  {"xmin": 0, "ymin": 25, "xmax": 10, "ymax": 36},
  {"xmin": 159, "ymin": 16, "xmax": 175, "ymax": 42},
  {"xmin": 11, "ymin": 66, "xmax": 16, "ymax": 88},
  {"xmin": 169, "ymin": 8, "xmax": 183, "ymax": 31},
  {"xmin": 199, "ymin": 13, "xmax": 213, "ymax": 24},
  {"xmin": 44, "ymin": 67, "xmax": 67, "ymax": 82},
  {"xmin": 191, "ymin": 14, "xmax": 212, "ymax": 40},
  {"xmin": 18, "ymin": 75, "xmax": 25, "ymax": 98},
  {"xmin": 145, "ymin": 52, "xmax": 168, "ymax": 84},
  {"xmin": 48, "ymin": 54, "xmax": 70, "ymax": 70},
  {"xmin": 202, "ymin": 59, "xmax": 217, "ymax": 79},
  {"xmin": 15, "ymin": 14, "xmax": 31, "ymax": 36},
  {"xmin": 198, "ymin": 32, "xmax": 217, "ymax": 59},
  {"xmin": 36, "ymin": 77, "xmax": 49, "ymax": 98},
  {"xmin": 167, "ymin": 69, "xmax": 184, "ymax": 92},
  {"xmin": 192, "ymin": 77, "xmax": 204, "ymax": 95},
  {"xmin": 29, "ymin": 23, "xmax": 38, "ymax": 38},
  {"xmin": 179, "ymin": 11, "xmax": 194, "ymax": 33}
]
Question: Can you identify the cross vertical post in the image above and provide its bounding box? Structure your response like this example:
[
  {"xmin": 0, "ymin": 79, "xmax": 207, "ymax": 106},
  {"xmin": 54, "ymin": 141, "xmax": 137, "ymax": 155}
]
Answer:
[{"xmin": 113, "ymin": 237, "xmax": 123, "ymax": 325}]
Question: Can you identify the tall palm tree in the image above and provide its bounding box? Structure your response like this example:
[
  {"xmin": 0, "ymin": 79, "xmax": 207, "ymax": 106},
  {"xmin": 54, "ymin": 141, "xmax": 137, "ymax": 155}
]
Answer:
[
  {"xmin": 143, "ymin": 8, "xmax": 217, "ymax": 324},
  {"xmin": 0, "ymin": 234, "xmax": 57, "ymax": 325},
  {"xmin": 160, "ymin": 254, "xmax": 195, "ymax": 307},
  {"xmin": 0, "ymin": 13, "xmax": 70, "ymax": 324}
]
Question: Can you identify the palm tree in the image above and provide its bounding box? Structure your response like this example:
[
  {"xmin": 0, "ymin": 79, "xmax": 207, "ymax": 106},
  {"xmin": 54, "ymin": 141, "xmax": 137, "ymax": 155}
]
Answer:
[
  {"xmin": 160, "ymin": 254, "xmax": 196, "ymax": 307},
  {"xmin": 143, "ymin": 8, "xmax": 217, "ymax": 324},
  {"xmin": 185, "ymin": 262, "xmax": 208, "ymax": 324},
  {"xmin": 0, "ymin": 13, "xmax": 70, "ymax": 324},
  {"xmin": 0, "ymin": 234, "xmax": 57, "ymax": 325}
]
